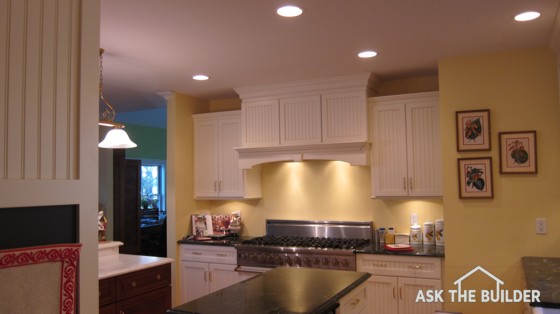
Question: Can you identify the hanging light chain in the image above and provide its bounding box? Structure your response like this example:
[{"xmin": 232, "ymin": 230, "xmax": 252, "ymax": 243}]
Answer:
[{"xmin": 99, "ymin": 48, "xmax": 116, "ymax": 122}]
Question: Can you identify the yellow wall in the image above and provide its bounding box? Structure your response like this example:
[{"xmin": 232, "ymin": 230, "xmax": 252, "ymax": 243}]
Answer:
[{"xmin": 439, "ymin": 47, "xmax": 560, "ymax": 313}]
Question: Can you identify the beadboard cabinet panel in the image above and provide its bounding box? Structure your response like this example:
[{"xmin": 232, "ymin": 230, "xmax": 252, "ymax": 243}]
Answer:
[
  {"xmin": 241, "ymin": 100, "xmax": 279, "ymax": 147},
  {"xmin": 280, "ymin": 95, "xmax": 322, "ymax": 145},
  {"xmin": 371, "ymin": 92, "xmax": 441, "ymax": 198},
  {"xmin": 194, "ymin": 111, "xmax": 261, "ymax": 199},
  {"xmin": 322, "ymin": 92, "xmax": 368, "ymax": 143}
]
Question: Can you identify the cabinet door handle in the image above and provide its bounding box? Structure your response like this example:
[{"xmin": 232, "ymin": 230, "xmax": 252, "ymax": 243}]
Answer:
[
  {"xmin": 208, "ymin": 271, "xmax": 212, "ymax": 282},
  {"xmin": 399, "ymin": 287, "xmax": 403, "ymax": 300},
  {"xmin": 218, "ymin": 180, "xmax": 222, "ymax": 191},
  {"xmin": 372, "ymin": 263, "xmax": 387, "ymax": 268},
  {"xmin": 350, "ymin": 298, "xmax": 360, "ymax": 308},
  {"xmin": 193, "ymin": 252, "xmax": 203, "ymax": 255},
  {"xmin": 131, "ymin": 281, "xmax": 137, "ymax": 288},
  {"xmin": 156, "ymin": 274, "xmax": 161, "ymax": 280},
  {"xmin": 216, "ymin": 253, "xmax": 227, "ymax": 257},
  {"xmin": 214, "ymin": 181, "xmax": 217, "ymax": 192},
  {"xmin": 409, "ymin": 177, "xmax": 413, "ymax": 191},
  {"xmin": 408, "ymin": 265, "xmax": 422, "ymax": 270},
  {"xmin": 393, "ymin": 287, "xmax": 396, "ymax": 299},
  {"xmin": 204, "ymin": 270, "xmax": 208, "ymax": 282},
  {"xmin": 403, "ymin": 177, "xmax": 407, "ymax": 190}
]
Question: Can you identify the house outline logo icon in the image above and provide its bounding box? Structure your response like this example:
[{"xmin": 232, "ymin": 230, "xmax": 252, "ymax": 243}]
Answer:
[
  {"xmin": 453, "ymin": 266, "xmax": 504, "ymax": 295},
  {"xmin": 415, "ymin": 265, "xmax": 541, "ymax": 304}
]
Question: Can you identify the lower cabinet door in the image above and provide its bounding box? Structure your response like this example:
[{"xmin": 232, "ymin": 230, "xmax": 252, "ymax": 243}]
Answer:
[
  {"xmin": 208, "ymin": 263, "xmax": 240, "ymax": 293},
  {"xmin": 367, "ymin": 275, "xmax": 399, "ymax": 314},
  {"xmin": 398, "ymin": 277, "xmax": 442, "ymax": 314},
  {"xmin": 117, "ymin": 286, "xmax": 171, "ymax": 314},
  {"xmin": 181, "ymin": 261, "xmax": 210, "ymax": 303}
]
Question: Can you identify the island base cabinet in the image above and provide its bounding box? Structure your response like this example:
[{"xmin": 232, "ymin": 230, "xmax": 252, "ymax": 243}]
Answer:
[{"xmin": 99, "ymin": 264, "xmax": 172, "ymax": 314}]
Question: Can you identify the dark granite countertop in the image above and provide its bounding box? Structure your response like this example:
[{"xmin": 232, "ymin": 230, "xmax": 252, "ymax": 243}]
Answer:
[
  {"xmin": 522, "ymin": 256, "xmax": 560, "ymax": 309},
  {"xmin": 355, "ymin": 243, "xmax": 445, "ymax": 257},
  {"xmin": 177, "ymin": 235, "xmax": 251, "ymax": 247},
  {"xmin": 167, "ymin": 267, "xmax": 371, "ymax": 314}
]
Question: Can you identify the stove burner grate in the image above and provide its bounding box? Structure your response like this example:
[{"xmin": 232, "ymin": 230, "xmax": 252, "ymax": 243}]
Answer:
[{"xmin": 241, "ymin": 235, "xmax": 371, "ymax": 250}]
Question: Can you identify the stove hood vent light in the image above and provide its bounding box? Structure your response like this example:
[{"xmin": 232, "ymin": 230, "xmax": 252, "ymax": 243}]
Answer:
[{"xmin": 234, "ymin": 141, "xmax": 370, "ymax": 169}]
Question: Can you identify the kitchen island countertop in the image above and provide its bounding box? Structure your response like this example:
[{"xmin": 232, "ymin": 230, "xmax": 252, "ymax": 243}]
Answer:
[
  {"xmin": 167, "ymin": 267, "xmax": 371, "ymax": 314},
  {"xmin": 522, "ymin": 256, "xmax": 560, "ymax": 309}
]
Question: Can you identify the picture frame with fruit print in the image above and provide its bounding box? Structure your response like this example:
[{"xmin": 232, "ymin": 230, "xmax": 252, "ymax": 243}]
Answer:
[
  {"xmin": 498, "ymin": 131, "xmax": 537, "ymax": 174},
  {"xmin": 456, "ymin": 109, "xmax": 491, "ymax": 151},
  {"xmin": 458, "ymin": 157, "xmax": 494, "ymax": 199}
]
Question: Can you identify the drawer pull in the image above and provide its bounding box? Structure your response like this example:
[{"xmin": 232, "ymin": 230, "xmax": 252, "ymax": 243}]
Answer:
[
  {"xmin": 131, "ymin": 281, "xmax": 137, "ymax": 288},
  {"xmin": 216, "ymin": 253, "xmax": 227, "ymax": 257},
  {"xmin": 408, "ymin": 265, "xmax": 422, "ymax": 270},
  {"xmin": 350, "ymin": 298, "xmax": 360, "ymax": 308},
  {"xmin": 192, "ymin": 252, "xmax": 203, "ymax": 255},
  {"xmin": 372, "ymin": 263, "xmax": 387, "ymax": 267},
  {"xmin": 119, "ymin": 311, "xmax": 125, "ymax": 314},
  {"xmin": 156, "ymin": 274, "xmax": 161, "ymax": 280}
]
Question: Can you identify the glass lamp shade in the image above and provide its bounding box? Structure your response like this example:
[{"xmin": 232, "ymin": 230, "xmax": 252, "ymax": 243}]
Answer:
[{"xmin": 98, "ymin": 128, "xmax": 137, "ymax": 149}]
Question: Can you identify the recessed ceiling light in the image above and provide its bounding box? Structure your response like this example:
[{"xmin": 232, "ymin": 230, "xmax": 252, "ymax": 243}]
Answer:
[
  {"xmin": 277, "ymin": 5, "xmax": 303, "ymax": 17},
  {"xmin": 192, "ymin": 74, "xmax": 209, "ymax": 81},
  {"xmin": 358, "ymin": 50, "xmax": 378, "ymax": 58},
  {"xmin": 515, "ymin": 11, "xmax": 541, "ymax": 21}
]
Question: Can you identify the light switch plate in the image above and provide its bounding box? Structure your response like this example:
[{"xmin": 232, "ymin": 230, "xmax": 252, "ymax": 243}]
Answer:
[{"xmin": 536, "ymin": 218, "xmax": 547, "ymax": 235}]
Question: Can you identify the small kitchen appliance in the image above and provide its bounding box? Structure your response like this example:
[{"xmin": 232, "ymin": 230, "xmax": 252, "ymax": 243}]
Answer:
[{"xmin": 235, "ymin": 220, "xmax": 372, "ymax": 272}]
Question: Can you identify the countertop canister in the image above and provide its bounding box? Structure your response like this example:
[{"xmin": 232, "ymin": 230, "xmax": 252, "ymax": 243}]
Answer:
[
  {"xmin": 423, "ymin": 221, "xmax": 435, "ymax": 245},
  {"xmin": 435, "ymin": 219, "xmax": 444, "ymax": 246},
  {"xmin": 410, "ymin": 224, "xmax": 422, "ymax": 245}
]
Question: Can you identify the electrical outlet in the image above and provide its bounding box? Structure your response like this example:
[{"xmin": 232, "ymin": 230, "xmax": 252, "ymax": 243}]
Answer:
[{"xmin": 536, "ymin": 218, "xmax": 547, "ymax": 235}]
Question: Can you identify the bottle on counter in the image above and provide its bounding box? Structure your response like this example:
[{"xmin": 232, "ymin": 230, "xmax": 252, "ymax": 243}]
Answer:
[
  {"xmin": 435, "ymin": 219, "xmax": 444, "ymax": 247},
  {"xmin": 410, "ymin": 224, "xmax": 422, "ymax": 245},
  {"xmin": 377, "ymin": 228, "xmax": 386, "ymax": 244},
  {"xmin": 423, "ymin": 221, "xmax": 435, "ymax": 245},
  {"xmin": 385, "ymin": 227, "xmax": 395, "ymax": 244}
]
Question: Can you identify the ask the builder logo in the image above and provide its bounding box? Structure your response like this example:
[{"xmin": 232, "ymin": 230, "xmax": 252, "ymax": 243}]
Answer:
[{"xmin": 416, "ymin": 266, "xmax": 541, "ymax": 303}]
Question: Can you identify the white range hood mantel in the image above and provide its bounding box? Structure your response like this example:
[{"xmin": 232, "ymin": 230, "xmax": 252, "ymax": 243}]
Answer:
[
  {"xmin": 234, "ymin": 73, "xmax": 378, "ymax": 169},
  {"xmin": 235, "ymin": 141, "xmax": 371, "ymax": 169}
]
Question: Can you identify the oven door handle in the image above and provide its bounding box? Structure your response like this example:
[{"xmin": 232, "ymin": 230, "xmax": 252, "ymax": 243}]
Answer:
[{"xmin": 235, "ymin": 265, "xmax": 271, "ymax": 274}]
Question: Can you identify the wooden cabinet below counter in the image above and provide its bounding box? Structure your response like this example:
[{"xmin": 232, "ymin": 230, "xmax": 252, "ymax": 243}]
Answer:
[{"xmin": 99, "ymin": 264, "xmax": 171, "ymax": 314}]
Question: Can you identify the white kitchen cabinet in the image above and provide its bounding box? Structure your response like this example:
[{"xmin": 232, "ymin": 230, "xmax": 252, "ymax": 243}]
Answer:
[
  {"xmin": 370, "ymin": 92, "xmax": 441, "ymax": 197},
  {"xmin": 356, "ymin": 254, "xmax": 443, "ymax": 314},
  {"xmin": 179, "ymin": 244, "xmax": 258, "ymax": 303},
  {"xmin": 280, "ymin": 95, "xmax": 322, "ymax": 146},
  {"xmin": 193, "ymin": 111, "xmax": 261, "ymax": 199},
  {"xmin": 322, "ymin": 91, "xmax": 368, "ymax": 144},
  {"xmin": 241, "ymin": 99, "xmax": 280, "ymax": 148}
]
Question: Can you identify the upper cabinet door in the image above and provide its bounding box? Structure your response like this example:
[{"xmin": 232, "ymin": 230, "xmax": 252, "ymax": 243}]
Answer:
[
  {"xmin": 280, "ymin": 95, "xmax": 322, "ymax": 146},
  {"xmin": 241, "ymin": 100, "xmax": 280, "ymax": 147},
  {"xmin": 322, "ymin": 91, "xmax": 368, "ymax": 144},
  {"xmin": 193, "ymin": 119, "xmax": 220, "ymax": 197},
  {"xmin": 371, "ymin": 103, "xmax": 409, "ymax": 197},
  {"xmin": 217, "ymin": 118, "xmax": 244, "ymax": 197},
  {"xmin": 371, "ymin": 92, "xmax": 441, "ymax": 198},
  {"xmin": 405, "ymin": 100, "xmax": 442, "ymax": 197}
]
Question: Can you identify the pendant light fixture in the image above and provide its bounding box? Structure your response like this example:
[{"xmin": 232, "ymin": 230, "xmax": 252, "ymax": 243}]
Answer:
[{"xmin": 98, "ymin": 48, "xmax": 137, "ymax": 149}]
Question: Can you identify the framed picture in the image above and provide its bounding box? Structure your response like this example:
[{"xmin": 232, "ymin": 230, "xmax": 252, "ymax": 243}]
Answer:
[
  {"xmin": 192, "ymin": 214, "xmax": 213, "ymax": 237},
  {"xmin": 456, "ymin": 109, "xmax": 491, "ymax": 151},
  {"xmin": 498, "ymin": 131, "xmax": 537, "ymax": 174},
  {"xmin": 458, "ymin": 157, "xmax": 494, "ymax": 199}
]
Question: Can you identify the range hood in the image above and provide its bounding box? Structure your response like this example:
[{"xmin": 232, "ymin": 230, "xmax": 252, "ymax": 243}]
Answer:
[
  {"xmin": 234, "ymin": 73, "xmax": 378, "ymax": 170},
  {"xmin": 235, "ymin": 141, "xmax": 371, "ymax": 169}
]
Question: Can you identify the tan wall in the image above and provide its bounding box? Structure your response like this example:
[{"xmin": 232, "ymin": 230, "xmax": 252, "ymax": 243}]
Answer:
[{"xmin": 439, "ymin": 47, "xmax": 560, "ymax": 313}]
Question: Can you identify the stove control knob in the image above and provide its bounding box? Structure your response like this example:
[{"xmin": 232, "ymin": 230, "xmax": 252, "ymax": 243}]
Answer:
[
  {"xmin": 285, "ymin": 256, "xmax": 292, "ymax": 266},
  {"xmin": 294, "ymin": 256, "xmax": 302, "ymax": 266},
  {"xmin": 313, "ymin": 257, "xmax": 321, "ymax": 265},
  {"xmin": 341, "ymin": 259, "xmax": 349, "ymax": 268},
  {"xmin": 257, "ymin": 254, "xmax": 265, "ymax": 263},
  {"xmin": 303, "ymin": 257, "xmax": 312, "ymax": 267},
  {"xmin": 332, "ymin": 258, "xmax": 340, "ymax": 267},
  {"xmin": 274, "ymin": 255, "xmax": 283, "ymax": 265},
  {"xmin": 322, "ymin": 258, "xmax": 330, "ymax": 266},
  {"xmin": 241, "ymin": 253, "xmax": 249, "ymax": 261},
  {"xmin": 267, "ymin": 254, "xmax": 274, "ymax": 264},
  {"xmin": 250, "ymin": 253, "xmax": 257, "ymax": 263}
]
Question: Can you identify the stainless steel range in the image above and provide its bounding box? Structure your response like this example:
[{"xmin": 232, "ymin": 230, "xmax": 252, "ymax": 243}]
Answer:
[{"xmin": 235, "ymin": 220, "xmax": 373, "ymax": 272}]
